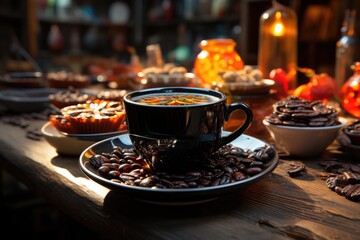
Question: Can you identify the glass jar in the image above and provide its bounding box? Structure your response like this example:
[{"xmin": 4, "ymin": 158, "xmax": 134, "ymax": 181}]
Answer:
[
  {"xmin": 340, "ymin": 62, "xmax": 360, "ymax": 118},
  {"xmin": 335, "ymin": 9, "xmax": 359, "ymax": 89},
  {"xmin": 194, "ymin": 38, "xmax": 243, "ymax": 87},
  {"xmin": 258, "ymin": 0, "xmax": 298, "ymax": 92}
]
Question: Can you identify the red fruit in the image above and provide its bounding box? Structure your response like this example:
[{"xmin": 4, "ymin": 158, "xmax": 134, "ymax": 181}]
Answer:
[
  {"xmin": 308, "ymin": 73, "xmax": 337, "ymax": 101},
  {"xmin": 296, "ymin": 67, "xmax": 337, "ymax": 101},
  {"xmin": 269, "ymin": 68, "xmax": 289, "ymax": 98},
  {"xmin": 293, "ymin": 84, "xmax": 311, "ymax": 100}
]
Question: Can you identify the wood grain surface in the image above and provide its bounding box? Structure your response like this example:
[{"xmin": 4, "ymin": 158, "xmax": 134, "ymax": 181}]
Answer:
[{"xmin": 0, "ymin": 116, "xmax": 359, "ymax": 240}]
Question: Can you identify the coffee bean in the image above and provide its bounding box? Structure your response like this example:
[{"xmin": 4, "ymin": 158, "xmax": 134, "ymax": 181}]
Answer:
[
  {"xmin": 250, "ymin": 161, "xmax": 264, "ymax": 168},
  {"xmin": 342, "ymin": 184, "xmax": 360, "ymax": 201},
  {"xmin": 109, "ymin": 157, "xmax": 120, "ymax": 163},
  {"xmin": 321, "ymin": 158, "xmax": 360, "ymax": 202},
  {"xmin": 139, "ymin": 177, "xmax": 154, "ymax": 187},
  {"xmin": 118, "ymin": 163, "xmax": 132, "ymax": 172},
  {"xmin": 334, "ymin": 186, "xmax": 344, "ymax": 195},
  {"xmin": 87, "ymin": 143, "xmax": 274, "ymax": 189},
  {"xmin": 326, "ymin": 177, "xmax": 337, "ymax": 190},
  {"xmin": 102, "ymin": 163, "xmax": 120, "ymax": 170},
  {"xmin": 219, "ymin": 175, "xmax": 231, "ymax": 185},
  {"xmin": 89, "ymin": 155, "xmax": 103, "ymax": 168},
  {"xmin": 26, "ymin": 131, "xmax": 42, "ymax": 141},
  {"xmin": 120, "ymin": 175, "xmax": 135, "ymax": 182},
  {"xmin": 308, "ymin": 121, "xmax": 326, "ymax": 127},
  {"xmin": 246, "ymin": 167, "xmax": 263, "ymax": 176},
  {"xmin": 287, "ymin": 163, "xmax": 306, "ymax": 177},
  {"xmin": 98, "ymin": 166, "xmax": 110, "ymax": 176},
  {"xmin": 108, "ymin": 170, "xmax": 120, "ymax": 179},
  {"xmin": 232, "ymin": 172, "xmax": 246, "ymax": 181},
  {"xmin": 172, "ymin": 180, "xmax": 189, "ymax": 188},
  {"xmin": 343, "ymin": 171, "xmax": 360, "ymax": 184}
]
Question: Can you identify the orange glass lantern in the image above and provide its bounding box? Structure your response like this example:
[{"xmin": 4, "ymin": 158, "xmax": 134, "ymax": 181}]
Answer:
[
  {"xmin": 340, "ymin": 62, "xmax": 360, "ymax": 118},
  {"xmin": 194, "ymin": 38, "xmax": 244, "ymax": 87}
]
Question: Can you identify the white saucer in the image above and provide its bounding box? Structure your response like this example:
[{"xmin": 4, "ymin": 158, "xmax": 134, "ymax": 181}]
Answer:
[{"xmin": 60, "ymin": 129, "xmax": 126, "ymax": 141}]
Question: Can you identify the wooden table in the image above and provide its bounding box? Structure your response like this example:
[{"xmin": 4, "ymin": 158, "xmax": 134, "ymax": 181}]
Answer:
[{"xmin": 0, "ymin": 114, "xmax": 359, "ymax": 240}]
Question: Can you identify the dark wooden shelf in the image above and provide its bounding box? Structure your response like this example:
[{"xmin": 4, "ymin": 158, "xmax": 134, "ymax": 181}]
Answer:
[
  {"xmin": 145, "ymin": 15, "xmax": 239, "ymax": 27},
  {"xmin": 37, "ymin": 15, "xmax": 133, "ymax": 28},
  {"xmin": 0, "ymin": 10, "xmax": 22, "ymax": 20}
]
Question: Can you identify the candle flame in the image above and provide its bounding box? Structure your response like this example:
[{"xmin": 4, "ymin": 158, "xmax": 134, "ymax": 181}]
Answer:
[
  {"xmin": 272, "ymin": 11, "xmax": 285, "ymax": 36},
  {"xmin": 273, "ymin": 22, "xmax": 284, "ymax": 36}
]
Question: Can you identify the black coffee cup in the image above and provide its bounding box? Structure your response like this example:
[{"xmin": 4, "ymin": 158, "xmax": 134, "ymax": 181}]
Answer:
[{"xmin": 123, "ymin": 87, "xmax": 253, "ymax": 172}]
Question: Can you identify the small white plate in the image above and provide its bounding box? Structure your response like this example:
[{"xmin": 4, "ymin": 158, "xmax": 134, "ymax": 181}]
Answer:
[
  {"xmin": 0, "ymin": 88, "xmax": 58, "ymax": 113},
  {"xmin": 41, "ymin": 122, "xmax": 98, "ymax": 155},
  {"xmin": 60, "ymin": 129, "xmax": 127, "ymax": 141}
]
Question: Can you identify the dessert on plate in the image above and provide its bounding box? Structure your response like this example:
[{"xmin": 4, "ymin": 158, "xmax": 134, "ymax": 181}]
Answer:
[
  {"xmin": 136, "ymin": 63, "xmax": 196, "ymax": 88},
  {"xmin": 49, "ymin": 100, "xmax": 126, "ymax": 134},
  {"xmin": 217, "ymin": 65, "xmax": 275, "ymax": 95},
  {"xmin": 46, "ymin": 71, "xmax": 90, "ymax": 88},
  {"xmin": 48, "ymin": 86, "xmax": 95, "ymax": 109}
]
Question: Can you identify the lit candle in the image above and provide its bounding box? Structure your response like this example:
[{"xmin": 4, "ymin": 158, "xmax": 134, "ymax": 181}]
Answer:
[
  {"xmin": 258, "ymin": 0, "xmax": 298, "ymax": 92},
  {"xmin": 273, "ymin": 12, "xmax": 285, "ymax": 36}
]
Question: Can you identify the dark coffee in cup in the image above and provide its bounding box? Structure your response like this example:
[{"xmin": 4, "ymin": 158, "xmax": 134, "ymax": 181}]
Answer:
[
  {"xmin": 123, "ymin": 87, "xmax": 253, "ymax": 172},
  {"xmin": 131, "ymin": 93, "xmax": 218, "ymax": 105}
]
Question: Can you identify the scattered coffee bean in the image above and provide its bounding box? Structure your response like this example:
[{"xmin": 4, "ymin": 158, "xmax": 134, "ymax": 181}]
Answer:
[
  {"xmin": 287, "ymin": 162, "xmax": 306, "ymax": 177},
  {"xmin": 341, "ymin": 184, "xmax": 360, "ymax": 201},
  {"xmin": 25, "ymin": 130, "xmax": 42, "ymax": 141},
  {"xmin": 320, "ymin": 159, "xmax": 360, "ymax": 202},
  {"xmin": 342, "ymin": 171, "xmax": 360, "ymax": 184},
  {"xmin": 0, "ymin": 108, "xmax": 57, "ymax": 140},
  {"xmin": 25, "ymin": 128, "xmax": 43, "ymax": 141}
]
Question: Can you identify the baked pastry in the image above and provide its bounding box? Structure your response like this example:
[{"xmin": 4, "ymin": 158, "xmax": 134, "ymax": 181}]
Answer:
[
  {"xmin": 138, "ymin": 64, "xmax": 194, "ymax": 88},
  {"xmin": 218, "ymin": 65, "xmax": 274, "ymax": 95},
  {"xmin": 46, "ymin": 71, "xmax": 90, "ymax": 88},
  {"xmin": 0, "ymin": 72, "xmax": 45, "ymax": 88},
  {"xmin": 48, "ymin": 87, "xmax": 95, "ymax": 109},
  {"xmin": 95, "ymin": 89, "xmax": 127, "ymax": 102},
  {"xmin": 49, "ymin": 100, "xmax": 126, "ymax": 134}
]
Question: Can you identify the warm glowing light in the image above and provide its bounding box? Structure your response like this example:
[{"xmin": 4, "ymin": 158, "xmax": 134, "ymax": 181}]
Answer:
[
  {"xmin": 194, "ymin": 38, "xmax": 243, "ymax": 86},
  {"xmin": 272, "ymin": 12, "xmax": 285, "ymax": 36},
  {"xmin": 273, "ymin": 22, "xmax": 284, "ymax": 36},
  {"xmin": 198, "ymin": 51, "xmax": 208, "ymax": 59},
  {"xmin": 350, "ymin": 81, "xmax": 359, "ymax": 90}
]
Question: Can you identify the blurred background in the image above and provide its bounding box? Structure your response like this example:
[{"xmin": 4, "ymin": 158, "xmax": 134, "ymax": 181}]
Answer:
[{"xmin": 1, "ymin": 0, "xmax": 359, "ymax": 79}]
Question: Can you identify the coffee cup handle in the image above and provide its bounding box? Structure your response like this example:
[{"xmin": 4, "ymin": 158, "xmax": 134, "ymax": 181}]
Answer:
[{"xmin": 217, "ymin": 102, "xmax": 253, "ymax": 148}]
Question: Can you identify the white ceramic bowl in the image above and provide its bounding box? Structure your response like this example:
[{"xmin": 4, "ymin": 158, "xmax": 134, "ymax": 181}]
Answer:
[
  {"xmin": 41, "ymin": 122, "xmax": 97, "ymax": 155},
  {"xmin": 263, "ymin": 117, "xmax": 348, "ymax": 157},
  {"xmin": 42, "ymin": 122, "xmax": 128, "ymax": 155}
]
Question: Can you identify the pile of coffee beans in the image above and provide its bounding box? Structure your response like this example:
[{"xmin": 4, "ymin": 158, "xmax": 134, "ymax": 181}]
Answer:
[
  {"xmin": 320, "ymin": 159, "xmax": 360, "ymax": 202},
  {"xmin": 88, "ymin": 144, "xmax": 276, "ymax": 189},
  {"xmin": 265, "ymin": 96, "xmax": 340, "ymax": 127},
  {"xmin": 345, "ymin": 120, "xmax": 360, "ymax": 135}
]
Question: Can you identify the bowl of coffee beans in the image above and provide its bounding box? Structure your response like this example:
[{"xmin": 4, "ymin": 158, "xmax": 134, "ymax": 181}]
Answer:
[
  {"xmin": 263, "ymin": 96, "xmax": 347, "ymax": 157},
  {"xmin": 343, "ymin": 119, "xmax": 360, "ymax": 146}
]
